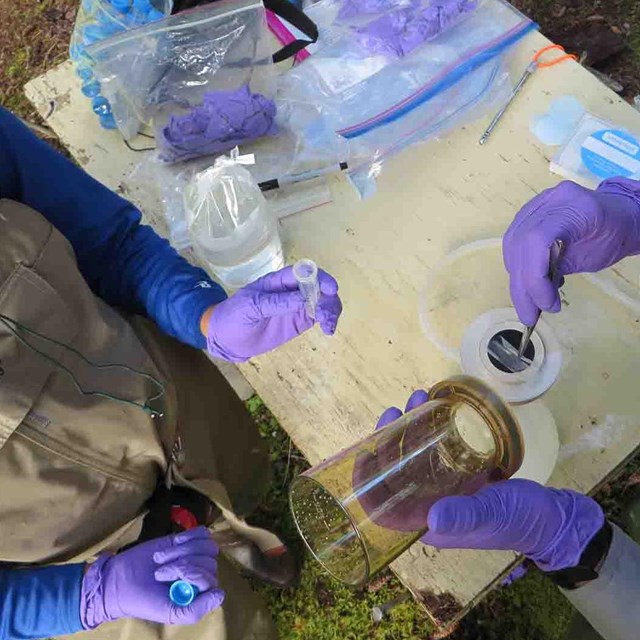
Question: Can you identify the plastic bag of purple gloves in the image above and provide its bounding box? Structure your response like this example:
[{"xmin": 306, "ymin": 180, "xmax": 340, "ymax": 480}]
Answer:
[
  {"xmin": 158, "ymin": 85, "xmax": 277, "ymax": 164},
  {"xmin": 88, "ymin": 0, "xmax": 277, "ymax": 160},
  {"xmin": 353, "ymin": 0, "xmax": 478, "ymax": 58}
]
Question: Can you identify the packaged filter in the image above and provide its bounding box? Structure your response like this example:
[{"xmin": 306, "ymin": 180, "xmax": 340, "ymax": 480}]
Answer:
[{"xmin": 550, "ymin": 113, "xmax": 640, "ymax": 188}]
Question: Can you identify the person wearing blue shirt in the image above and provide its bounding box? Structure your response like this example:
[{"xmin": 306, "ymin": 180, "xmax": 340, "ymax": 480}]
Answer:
[{"xmin": 0, "ymin": 106, "xmax": 342, "ymax": 640}]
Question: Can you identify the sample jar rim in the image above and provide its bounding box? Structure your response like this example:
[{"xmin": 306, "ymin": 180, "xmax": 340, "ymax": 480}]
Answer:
[
  {"xmin": 289, "ymin": 474, "xmax": 370, "ymax": 587},
  {"xmin": 429, "ymin": 375, "xmax": 524, "ymax": 478}
]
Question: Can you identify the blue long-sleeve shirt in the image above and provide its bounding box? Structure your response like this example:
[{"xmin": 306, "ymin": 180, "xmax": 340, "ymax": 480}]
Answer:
[
  {"xmin": 0, "ymin": 107, "xmax": 227, "ymax": 639},
  {"xmin": 0, "ymin": 107, "xmax": 227, "ymax": 348},
  {"xmin": 0, "ymin": 565, "xmax": 84, "ymax": 639}
]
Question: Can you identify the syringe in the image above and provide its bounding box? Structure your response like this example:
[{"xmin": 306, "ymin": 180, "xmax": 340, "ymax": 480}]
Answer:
[{"xmin": 293, "ymin": 259, "xmax": 320, "ymax": 320}]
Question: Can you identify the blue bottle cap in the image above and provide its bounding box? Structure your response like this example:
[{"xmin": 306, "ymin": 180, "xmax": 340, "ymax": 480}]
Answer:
[
  {"xmin": 146, "ymin": 7, "xmax": 164, "ymax": 21},
  {"xmin": 75, "ymin": 66, "xmax": 94, "ymax": 81},
  {"xmin": 101, "ymin": 22, "xmax": 125, "ymax": 36},
  {"xmin": 92, "ymin": 95, "xmax": 112, "ymax": 116},
  {"xmin": 99, "ymin": 113, "xmax": 118, "ymax": 130},
  {"xmin": 169, "ymin": 580, "xmax": 198, "ymax": 607},
  {"xmin": 82, "ymin": 24, "xmax": 104, "ymax": 45},
  {"xmin": 132, "ymin": 0, "xmax": 151, "ymax": 13},
  {"xmin": 69, "ymin": 42, "xmax": 86, "ymax": 62},
  {"xmin": 110, "ymin": 0, "xmax": 131, "ymax": 13},
  {"xmin": 81, "ymin": 80, "xmax": 102, "ymax": 98}
]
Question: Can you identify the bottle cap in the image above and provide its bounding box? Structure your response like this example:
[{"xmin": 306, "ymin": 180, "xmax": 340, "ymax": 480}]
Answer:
[{"xmin": 169, "ymin": 580, "xmax": 198, "ymax": 607}]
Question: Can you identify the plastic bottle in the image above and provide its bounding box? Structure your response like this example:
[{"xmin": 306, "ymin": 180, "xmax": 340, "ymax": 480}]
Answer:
[{"xmin": 184, "ymin": 159, "xmax": 284, "ymax": 290}]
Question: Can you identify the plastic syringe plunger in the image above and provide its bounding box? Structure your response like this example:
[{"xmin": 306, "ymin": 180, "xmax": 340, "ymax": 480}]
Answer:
[{"xmin": 293, "ymin": 259, "xmax": 320, "ymax": 320}]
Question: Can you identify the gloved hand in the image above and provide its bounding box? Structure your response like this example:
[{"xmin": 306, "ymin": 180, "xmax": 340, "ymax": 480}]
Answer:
[
  {"xmin": 422, "ymin": 479, "xmax": 604, "ymax": 572},
  {"xmin": 204, "ymin": 265, "xmax": 342, "ymax": 362},
  {"xmin": 81, "ymin": 527, "xmax": 224, "ymax": 628},
  {"xmin": 503, "ymin": 178, "xmax": 640, "ymax": 325},
  {"xmin": 375, "ymin": 389, "xmax": 430, "ymax": 429},
  {"xmin": 352, "ymin": 389, "xmax": 431, "ymax": 531}
]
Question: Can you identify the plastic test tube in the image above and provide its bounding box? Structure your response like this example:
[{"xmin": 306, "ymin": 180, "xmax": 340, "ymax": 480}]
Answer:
[
  {"xmin": 293, "ymin": 259, "xmax": 320, "ymax": 320},
  {"xmin": 169, "ymin": 580, "xmax": 198, "ymax": 607}
]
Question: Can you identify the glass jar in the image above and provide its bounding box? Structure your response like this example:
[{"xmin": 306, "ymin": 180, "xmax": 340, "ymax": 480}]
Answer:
[{"xmin": 289, "ymin": 376, "xmax": 523, "ymax": 587}]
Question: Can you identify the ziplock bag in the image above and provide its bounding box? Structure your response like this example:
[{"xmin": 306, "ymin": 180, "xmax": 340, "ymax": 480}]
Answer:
[
  {"xmin": 278, "ymin": 0, "xmax": 536, "ymax": 194},
  {"xmin": 130, "ymin": 134, "xmax": 340, "ymax": 251},
  {"xmin": 170, "ymin": 0, "xmax": 320, "ymax": 62},
  {"xmin": 88, "ymin": 0, "xmax": 279, "ymax": 160},
  {"xmin": 183, "ymin": 152, "xmax": 284, "ymax": 288},
  {"xmin": 69, "ymin": 0, "xmax": 172, "ymax": 129}
]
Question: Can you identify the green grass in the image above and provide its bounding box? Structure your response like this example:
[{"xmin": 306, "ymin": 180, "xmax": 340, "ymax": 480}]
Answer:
[{"xmin": 0, "ymin": 0, "xmax": 76, "ymax": 119}]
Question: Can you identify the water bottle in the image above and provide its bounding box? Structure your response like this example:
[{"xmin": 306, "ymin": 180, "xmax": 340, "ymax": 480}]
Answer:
[{"xmin": 184, "ymin": 160, "xmax": 284, "ymax": 290}]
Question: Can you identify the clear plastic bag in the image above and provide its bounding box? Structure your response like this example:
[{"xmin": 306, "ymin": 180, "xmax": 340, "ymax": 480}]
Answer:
[
  {"xmin": 69, "ymin": 0, "xmax": 172, "ymax": 129},
  {"xmin": 346, "ymin": 56, "xmax": 513, "ymax": 195},
  {"xmin": 88, "ymin": 0, "xmax": 277, "ymax": 161},
  {"xmin": 130, "ymin": 139, "xmax": 338, "ymax": 252},
  {"xmin": 278, "ymin": 0, "xmax": 535, "ymax": 195},
  {"xmin": 183, "ymin": 153, "xmax": 284, "ymax": 289}
]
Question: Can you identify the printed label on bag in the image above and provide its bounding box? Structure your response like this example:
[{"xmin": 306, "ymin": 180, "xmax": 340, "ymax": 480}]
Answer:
[{"xmin": 581, "ymin": 129, "xmax": 640, "ymax": 179}]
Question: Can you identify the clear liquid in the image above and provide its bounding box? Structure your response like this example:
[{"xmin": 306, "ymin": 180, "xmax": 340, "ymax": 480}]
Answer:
[
  {"xmin": 199, "ymin": 231, "xmax": 284, "ymax": 290},
  {"xmin": 192, "ymin": 206, "xmax": 284, "ymax": 290}
]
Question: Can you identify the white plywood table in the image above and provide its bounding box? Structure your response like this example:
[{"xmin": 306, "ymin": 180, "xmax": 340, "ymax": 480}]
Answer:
[{"xmin": 26, "ymin": 30, "xmax": 640, "ymax": 630}]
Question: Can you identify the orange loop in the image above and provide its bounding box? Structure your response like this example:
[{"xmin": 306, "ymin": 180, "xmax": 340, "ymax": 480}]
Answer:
[{"xmin": 533, "ymin": 43, "xmax": 578, "ymax": 69}]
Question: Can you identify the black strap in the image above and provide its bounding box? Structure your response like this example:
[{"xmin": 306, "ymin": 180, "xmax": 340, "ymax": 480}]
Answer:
[
  {"xmin": 120, "ymin": 483, "xmax": 216, "ymax": 550},
  {"xmin": 171, "ymin": 0, "xmax": 318, "ymax": 63},
  {"xmin": 263, "ymin": 0, "xmax": 318, "ymax": 62}
]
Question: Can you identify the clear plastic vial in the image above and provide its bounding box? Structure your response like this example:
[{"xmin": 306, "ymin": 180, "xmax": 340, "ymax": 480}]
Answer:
[
  {"xmin": 289, "ymin": 376, "xmax": 523, "ymax": 587},
  {"xmin": 293, "ymin": 259, "xmax": 320, "ymax": 319}
]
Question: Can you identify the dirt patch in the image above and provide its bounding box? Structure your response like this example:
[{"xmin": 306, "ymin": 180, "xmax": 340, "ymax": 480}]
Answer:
[
  {"xmin": 418, "ymin": 589, "xmax": 463, "ymax": 626},
  {"xmin": 315, "ymin": 579, "xmax": 336, "ymax": 608},
  {"xmin": 0, "ymin": 0, "xmax": 77, "ymax": 119},
  {"xmin": 512, "ymin": 0, "xmax": 640, "ymax": 99}
]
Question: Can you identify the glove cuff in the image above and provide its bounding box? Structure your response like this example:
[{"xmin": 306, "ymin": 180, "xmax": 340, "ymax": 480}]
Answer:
[
  {"xmin": 529, "ymin": 489, "xmax": 605, "ymax": 572},
  {"xmin": 542, "ymin": 520, "xmax": 613, "ymax": 590},
  {"xmin": 206, "ymin": 334, "xmax": 249, "ymax": 363},
  {"xmin": 80, "ymin": 553, "xmax": 117, "ymax": 630},
  {"xmin": 597, "ymin": 177, "xmax": 640, "ymax": 251}
]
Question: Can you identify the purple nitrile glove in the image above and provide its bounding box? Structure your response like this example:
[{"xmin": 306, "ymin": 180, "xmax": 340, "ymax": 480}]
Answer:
[
  {"xmin": 81, "ymin": 527, "xmax": 224, "ymax": 628},
  {"xmin": 353, "ymin": 0, "xmax": 477, "ymax": 58},
  {"xmin": 422, "ymin": 479, "xmax": 605, "ymax": 572},
  {"xmin": 159, "ymin": 85, "xmax": 277, "ymax": 164},
  {"xmin": 374, "ymin": 389, "xmax": 430, "ymax": 430},
  {"xmin": 205, "ymin": 265, "xmax": 342, "ymax": 363},
  {"xmin": 339, "ymin": 0, "xmax": 412, "ymax": 19},
  {"xmin": 349, "ymin": 390, "xmax": 432, "ymax": 531},
  {"xmin": 503, "ymin": 178, "xmax": 640, "ymax": 325}
]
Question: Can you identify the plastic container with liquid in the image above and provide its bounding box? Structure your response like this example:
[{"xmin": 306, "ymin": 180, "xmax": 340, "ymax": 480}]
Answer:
[
  {"xmin": 289, "ymin": 376, "xmax": 523, "ymax": 587},
  {"xmin": 184, "ymin": 159, "xmax": 284, "ymax": 290}
]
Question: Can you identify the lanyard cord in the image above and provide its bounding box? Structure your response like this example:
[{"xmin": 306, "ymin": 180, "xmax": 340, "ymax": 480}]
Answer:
[{"xmin": 0, "ymin": 313, "xmax": 165, "ymax": 418}]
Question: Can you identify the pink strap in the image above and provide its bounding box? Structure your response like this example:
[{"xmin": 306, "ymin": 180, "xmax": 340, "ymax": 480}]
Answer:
[{"xmin": 266, "ymin": 10, "xmax": 311, "ymax": 64}]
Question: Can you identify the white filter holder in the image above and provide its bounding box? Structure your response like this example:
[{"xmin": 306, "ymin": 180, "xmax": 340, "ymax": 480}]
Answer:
[{"xmin": 460, "ymin": 308, "xmax": 562, "ymax": 404}]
